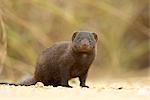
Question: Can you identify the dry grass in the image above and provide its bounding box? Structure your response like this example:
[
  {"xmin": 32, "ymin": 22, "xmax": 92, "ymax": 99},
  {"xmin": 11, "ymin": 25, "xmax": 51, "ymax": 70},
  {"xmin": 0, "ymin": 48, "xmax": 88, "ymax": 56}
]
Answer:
[{"xmin": 0, "ymin": 12, "xmax": 7, "ymax": 75}]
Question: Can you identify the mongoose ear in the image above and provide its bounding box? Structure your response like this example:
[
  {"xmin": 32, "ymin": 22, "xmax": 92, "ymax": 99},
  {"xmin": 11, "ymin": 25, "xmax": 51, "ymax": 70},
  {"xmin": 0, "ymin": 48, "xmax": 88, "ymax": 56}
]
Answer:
[
  {"xmin": 92, "ymin": 32, "xmax": 98, "ymax": 41},
  {"xmin": 72, "ymin": 32, "xmax": 78, "ymax": 41}
]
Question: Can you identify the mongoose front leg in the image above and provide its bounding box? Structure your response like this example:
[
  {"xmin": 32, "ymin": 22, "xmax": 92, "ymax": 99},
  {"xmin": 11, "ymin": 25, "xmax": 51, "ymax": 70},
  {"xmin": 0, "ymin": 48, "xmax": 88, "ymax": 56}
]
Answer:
[{"xmin": 79, "ymin": 72, "xmax": 89, "ymax": 88}]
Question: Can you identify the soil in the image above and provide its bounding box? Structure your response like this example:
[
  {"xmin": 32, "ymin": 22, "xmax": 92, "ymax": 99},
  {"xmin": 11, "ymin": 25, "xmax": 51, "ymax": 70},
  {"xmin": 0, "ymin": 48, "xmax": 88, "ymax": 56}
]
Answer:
[{"xmin": 0, "ymin": 77, "xmax": 150, "ymax": 100}]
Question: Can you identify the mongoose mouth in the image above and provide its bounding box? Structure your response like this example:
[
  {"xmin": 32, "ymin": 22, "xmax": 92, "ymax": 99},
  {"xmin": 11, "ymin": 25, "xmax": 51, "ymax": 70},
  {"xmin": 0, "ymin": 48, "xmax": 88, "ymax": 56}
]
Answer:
[
  {"xmin": 78, "ymin": 46, "xmax": 93, "ymax": 52},
  {"xmin": 72, "ymin": 44, "xmax": 94, "ymax": 53}
]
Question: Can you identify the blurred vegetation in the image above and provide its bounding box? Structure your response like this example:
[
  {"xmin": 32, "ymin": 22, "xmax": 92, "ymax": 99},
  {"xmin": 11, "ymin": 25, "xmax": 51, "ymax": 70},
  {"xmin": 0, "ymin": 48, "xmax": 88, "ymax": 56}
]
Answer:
[{"xmin": 0, "ymin": 0, "xmax": 149, "ymax": 81}]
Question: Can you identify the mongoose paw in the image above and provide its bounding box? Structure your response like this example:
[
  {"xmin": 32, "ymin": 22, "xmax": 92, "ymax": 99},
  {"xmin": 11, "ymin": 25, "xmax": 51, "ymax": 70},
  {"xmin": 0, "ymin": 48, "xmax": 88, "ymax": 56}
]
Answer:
[{"xmin": 81, "ymin": 85, "xmax": 89, "ymax": 88}]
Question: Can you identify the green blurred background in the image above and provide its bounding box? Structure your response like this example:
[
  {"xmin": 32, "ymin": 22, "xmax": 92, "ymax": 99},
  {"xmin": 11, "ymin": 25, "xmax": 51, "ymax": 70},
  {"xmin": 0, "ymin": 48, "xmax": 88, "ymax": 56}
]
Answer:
[{"xmin": 0, "ymin": 0, "xmax": 149, "ymax": 82}]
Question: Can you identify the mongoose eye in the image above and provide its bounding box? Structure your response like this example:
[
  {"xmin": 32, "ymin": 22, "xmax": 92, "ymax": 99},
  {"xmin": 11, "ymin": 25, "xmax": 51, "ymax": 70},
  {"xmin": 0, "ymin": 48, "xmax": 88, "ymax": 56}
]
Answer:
[
  {"xmin": 89, "ymin": 40, "xmax": 92, "ymax": 43},
  {"xmin": 78, "ymin": 38, "xmax": 82, "ymax": 42}
]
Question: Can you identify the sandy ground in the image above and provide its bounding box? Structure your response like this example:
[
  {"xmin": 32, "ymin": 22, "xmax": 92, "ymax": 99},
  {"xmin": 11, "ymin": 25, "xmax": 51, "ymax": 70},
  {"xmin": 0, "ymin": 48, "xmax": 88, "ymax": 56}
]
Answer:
[{"xmin": 0, "ymin": 77, "xmax": 150, "ymax": 100}]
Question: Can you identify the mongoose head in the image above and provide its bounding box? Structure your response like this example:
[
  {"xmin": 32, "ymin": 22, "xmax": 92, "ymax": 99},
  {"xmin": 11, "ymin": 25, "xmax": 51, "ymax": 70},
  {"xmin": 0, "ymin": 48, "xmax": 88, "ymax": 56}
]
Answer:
[{"xmin": 72, "ymin": 31, "xmax": 98, "ymax": 53}]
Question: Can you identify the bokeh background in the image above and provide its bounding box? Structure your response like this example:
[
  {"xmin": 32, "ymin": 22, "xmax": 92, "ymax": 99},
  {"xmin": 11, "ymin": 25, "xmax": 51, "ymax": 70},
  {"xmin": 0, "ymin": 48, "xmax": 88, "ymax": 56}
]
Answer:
[{"xmin": 0, "ymin": 0, "xmax": 149, "ymax": 82}]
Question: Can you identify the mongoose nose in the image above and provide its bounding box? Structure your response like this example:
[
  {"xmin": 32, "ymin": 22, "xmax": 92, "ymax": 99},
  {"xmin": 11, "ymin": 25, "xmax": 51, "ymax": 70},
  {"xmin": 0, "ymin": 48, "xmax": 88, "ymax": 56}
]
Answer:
[
  {"xmin": 81, "ymin": 43, "xmax": 89, "ymax": 48},
  {"xmin": 82, "ymin": 43, "xmax": 88, "ymax": 47},
  {"xmin": 81, "ymin": 39, "xmax": 89, "ymax": 47}
]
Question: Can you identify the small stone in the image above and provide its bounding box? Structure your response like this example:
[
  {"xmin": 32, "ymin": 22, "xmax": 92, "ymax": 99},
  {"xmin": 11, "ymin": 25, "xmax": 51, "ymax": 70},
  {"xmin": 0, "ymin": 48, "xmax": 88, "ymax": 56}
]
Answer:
[
  {"xmin": 35, "ymin": 82, "xmax": 44, "ymax": 88},
  {"xmin": 118, "ymin": 87, "xmax": 123, "ymax": 90}
]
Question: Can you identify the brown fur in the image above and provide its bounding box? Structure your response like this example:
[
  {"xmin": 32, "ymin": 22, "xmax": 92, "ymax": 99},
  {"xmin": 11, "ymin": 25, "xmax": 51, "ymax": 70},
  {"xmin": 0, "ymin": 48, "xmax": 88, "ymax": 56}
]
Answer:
[
  {"xmin": 33, "ymin": 32, "xmax": 98, "ymax": 88},
  {"xmin": 1, "ymin": 31, "xmax": 98, "ymax": 88}
]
